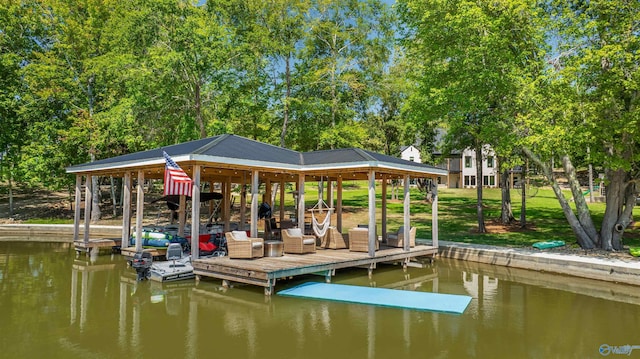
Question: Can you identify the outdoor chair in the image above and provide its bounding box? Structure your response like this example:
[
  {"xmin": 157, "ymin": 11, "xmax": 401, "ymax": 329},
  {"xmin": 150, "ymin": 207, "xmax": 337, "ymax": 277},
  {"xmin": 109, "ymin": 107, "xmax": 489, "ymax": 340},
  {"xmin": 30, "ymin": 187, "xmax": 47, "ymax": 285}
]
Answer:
[
  {"xmin": 319, "ymin": 226, "xmax": 349, "ymax": 249},
  {"xmin": 225, "ymin": 231, "xmax": 264, "ymax": 259},
  {"xmin": 282, "ymin": 228, "xmax": 316, "ymax": 254},
  {"xmin": 348, "ymin": 227, "xmax": 378, "ymax": 252},
  {"xmin": 265, "ymin": 217, "xmax": 281, "ymax": 240},
  {"xmin": 386, "ymin": 226, "xmax": 416, "ymax": 248}
]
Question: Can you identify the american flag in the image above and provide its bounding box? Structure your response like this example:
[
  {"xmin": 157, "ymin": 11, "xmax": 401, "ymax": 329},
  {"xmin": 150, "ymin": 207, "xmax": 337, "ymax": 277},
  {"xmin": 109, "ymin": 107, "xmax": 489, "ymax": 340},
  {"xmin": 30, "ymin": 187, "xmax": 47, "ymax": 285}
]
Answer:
[{"xmin": 163, "ymin": 151, "xmax": 193, "ymax": 196}]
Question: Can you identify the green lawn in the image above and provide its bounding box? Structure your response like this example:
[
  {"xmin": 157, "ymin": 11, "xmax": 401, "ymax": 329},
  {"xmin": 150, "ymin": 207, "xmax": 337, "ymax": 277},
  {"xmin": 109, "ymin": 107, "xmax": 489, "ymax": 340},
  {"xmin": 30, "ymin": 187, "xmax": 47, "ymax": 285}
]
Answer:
[{"xmin": 14, "ymin": 181, "xmax": 640, "ymax": 249}]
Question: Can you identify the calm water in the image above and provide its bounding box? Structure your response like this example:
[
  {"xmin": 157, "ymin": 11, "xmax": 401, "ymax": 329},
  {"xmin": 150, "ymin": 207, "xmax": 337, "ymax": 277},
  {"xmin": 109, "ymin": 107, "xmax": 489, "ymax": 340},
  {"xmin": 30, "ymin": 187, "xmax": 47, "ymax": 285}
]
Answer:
[{"xmin": 1, "ymin": 240, "xmax": 639, "ymax": 359}]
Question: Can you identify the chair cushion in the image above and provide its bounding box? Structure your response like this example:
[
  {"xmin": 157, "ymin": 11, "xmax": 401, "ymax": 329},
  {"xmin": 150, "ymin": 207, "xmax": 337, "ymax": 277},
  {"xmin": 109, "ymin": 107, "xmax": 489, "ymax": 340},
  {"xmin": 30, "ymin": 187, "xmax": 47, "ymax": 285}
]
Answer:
[
  {"xmin": 397, "ymin": 226, "xmax": 404, "ymax": 234},
  {"xmin": 288, "ymin": 228, "xmax": 303, "ymax": 237},
  {"xmin": 232, "ymin": 230, "xmax": 248, "ymax": 240},
  {"xmin": 251, "ymin": 242, "xmax": 263, "ymax": 248},
  {"xmin": 302, "ymin": 238, "xmax": 315, "ymax": 245}
]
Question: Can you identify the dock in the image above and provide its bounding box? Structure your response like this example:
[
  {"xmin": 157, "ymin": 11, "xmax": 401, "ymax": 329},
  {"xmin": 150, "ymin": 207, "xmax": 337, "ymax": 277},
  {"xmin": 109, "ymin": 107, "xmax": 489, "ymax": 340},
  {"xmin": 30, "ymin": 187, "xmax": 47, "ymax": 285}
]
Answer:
[
  {"xmin": 192, "ymin": 244, "xmax": 438, "ymax": 295},
  {"xmin": 73, "ymin": 238, "xmax": 121, "ymax": 255},
  {"xmin": 120, "ymin": 246, "xmax": 168, "ymax": 261}
]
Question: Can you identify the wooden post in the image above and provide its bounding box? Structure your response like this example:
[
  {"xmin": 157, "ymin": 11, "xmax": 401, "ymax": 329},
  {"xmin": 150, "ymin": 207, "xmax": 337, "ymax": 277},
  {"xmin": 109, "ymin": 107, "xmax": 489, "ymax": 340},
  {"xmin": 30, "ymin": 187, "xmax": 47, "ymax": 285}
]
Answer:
[
  {"xmin": 432, "ymin": 183, "xmax": 439, "ymax": 249},
  {"xmin": 83, "ymin": 175, "xmax": 92, "ymax": 244},
  {"xmin": 224, "ymin": 176, "xmax": 231, "ymax": 232},
  {"xmin": 336, "ymin": 177, "xmax": 343, "ymax": 232},
  {"xmin": 122, "ymin": 172, "xmax": 131, "ymax": 245},
  {"xmin": 191, "ymin": 165, "xmax": 201, "ymax": 260},
  {"xmin": 73, "ymin": 175, "xmax": 82, "ymax": 242},
  {"xmin": 250, "ymin": 170, "xmax": 259, "ymax": 238},
  {"xmin": 403, "ymin": 175, "xmax": 411, "ymax": 252},
  {"xmin": 240, "ymin": 173, "xmax": 247, "ymax": 230},
  {"xmin": 178, "ymin": 195, "xmax": 186, "ymax": 236},
  {"xmin": 298, "ymin": 174, "xmax": 305, "ymax": 231},
  {"xmin": 381, "ymin": 175, "xmax": 387, "ymax": 243},
  {"xmin": 135, "ymin": 170, "xmax": 144, "ymax": 252},
  {"xmin": 368, "ymin": 170, "xmax": 376, "ymax": 257},
  {"xmin": 279, "ymin": 179, "xmax": 285, "ymax": 224}
]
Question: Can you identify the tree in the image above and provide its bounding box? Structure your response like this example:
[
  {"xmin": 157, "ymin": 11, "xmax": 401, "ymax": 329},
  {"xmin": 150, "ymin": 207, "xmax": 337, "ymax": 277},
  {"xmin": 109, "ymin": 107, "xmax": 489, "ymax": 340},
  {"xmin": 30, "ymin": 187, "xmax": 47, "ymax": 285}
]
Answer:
[
  {"xmin": 292, "ymin": 0, "xmax": 395, "ymax": 151},
  {"xmin": 398, "ymin": 0, "xmax": 546, "ymax": 232},
  {"xmin": 519, "ymin": 0, "xmax": 640, "ymax": 250}
]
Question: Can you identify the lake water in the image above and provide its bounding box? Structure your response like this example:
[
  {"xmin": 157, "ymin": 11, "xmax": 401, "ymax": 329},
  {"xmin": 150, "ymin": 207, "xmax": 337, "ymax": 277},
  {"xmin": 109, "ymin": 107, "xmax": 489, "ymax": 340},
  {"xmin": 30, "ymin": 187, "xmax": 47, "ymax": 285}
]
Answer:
[{"xmin": 1, "ymin": 240, "xmax": 639, "ymax": 359}]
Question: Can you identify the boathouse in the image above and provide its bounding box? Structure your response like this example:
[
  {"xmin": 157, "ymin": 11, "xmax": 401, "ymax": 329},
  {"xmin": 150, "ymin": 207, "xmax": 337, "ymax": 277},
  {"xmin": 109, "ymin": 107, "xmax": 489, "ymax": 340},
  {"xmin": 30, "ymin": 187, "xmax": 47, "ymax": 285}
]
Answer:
[{"xmin": 66, "ymin": 134, "xmax": 447, "ymax": 293}]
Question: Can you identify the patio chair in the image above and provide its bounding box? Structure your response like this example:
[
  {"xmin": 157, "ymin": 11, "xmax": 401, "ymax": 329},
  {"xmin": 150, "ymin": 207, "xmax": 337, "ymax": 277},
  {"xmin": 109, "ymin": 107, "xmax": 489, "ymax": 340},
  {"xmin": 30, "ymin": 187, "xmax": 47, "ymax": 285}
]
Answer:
[
  {"xmin": 386, "ymin": 226, "xmax": 416, "ymax": 248},
  {"xmin": 282, "ymin": 228, "xmax": 316, "ymax": 254},
  {"xmin": 348, "ymin": 227, "xmax": 379, "ymax": 252},
  {"xmin": 225, "ymin": 231, "xmax": 264, "ymax": 259},
  {"xmin": 265, "ymin": 217, "xmax": 281, "ymax": 240},
  {"xmin": 319, "ymin": 226, "xmax": 349, "ymax": 249}
]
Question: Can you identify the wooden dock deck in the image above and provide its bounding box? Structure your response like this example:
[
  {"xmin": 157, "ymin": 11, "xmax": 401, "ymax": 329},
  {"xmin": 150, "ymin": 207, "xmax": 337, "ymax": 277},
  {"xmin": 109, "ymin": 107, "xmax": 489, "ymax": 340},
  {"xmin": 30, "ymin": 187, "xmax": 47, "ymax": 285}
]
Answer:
[
  {"xmin": 74, "ymin": 239, "xmax": 121, "ymax": 255},
  {"xmin": 192, "ymin": 244, "xmax": 438, "ymax": 295}
]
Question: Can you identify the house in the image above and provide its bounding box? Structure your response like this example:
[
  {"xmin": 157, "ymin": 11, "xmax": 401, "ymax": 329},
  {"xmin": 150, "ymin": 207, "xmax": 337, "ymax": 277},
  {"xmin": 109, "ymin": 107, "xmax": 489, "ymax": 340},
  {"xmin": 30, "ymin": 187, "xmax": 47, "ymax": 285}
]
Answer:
[
  {"xmin": 434, "ymin": 145, "xmax": 525, "ymax": 189},
  {"xmin": 400, "ymin": 145, "xmax": 421, "ymax": 163},
  {"xmin": 461, "ymin": 146, "xmax": 499, "ymax": 188}
]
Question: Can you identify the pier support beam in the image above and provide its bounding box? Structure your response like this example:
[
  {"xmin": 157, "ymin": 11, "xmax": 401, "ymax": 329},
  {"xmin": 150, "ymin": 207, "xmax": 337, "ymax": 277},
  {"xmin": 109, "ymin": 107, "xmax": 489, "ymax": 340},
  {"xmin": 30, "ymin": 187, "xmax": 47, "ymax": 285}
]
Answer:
[
  {"xmin": 251, "ymin": 170, "xmax": 259, "ymax": 237},
  {"xmin": 83, "ymin": 175, "xmax": 92, "ymax": 244},
  {"xmin": 122, "ymin": 173, "xmax": 131, "ymax": 245},
  {"xmin": 73, "ymin": 175, "xmax": 82, "ymax": 243},
  {"xmin": 368, "ymin": 170, "xmax": 376, "ymax": 257},
  {"xmin": 191, "ymin": 165, "xmax": 201, "ymax": 260},
  {"xmin": 135, "ymin": 170, "xmax": 144, "ymax": 252},
  {"xmin": 403, "ymin": 175, "xmax": 410, "ymax": 252}
]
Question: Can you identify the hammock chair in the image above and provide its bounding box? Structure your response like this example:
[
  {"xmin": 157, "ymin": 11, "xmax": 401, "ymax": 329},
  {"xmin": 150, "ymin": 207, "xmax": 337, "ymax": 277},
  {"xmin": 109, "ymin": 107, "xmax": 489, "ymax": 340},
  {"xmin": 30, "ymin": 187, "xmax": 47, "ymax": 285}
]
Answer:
[{"xmin": 309, "ymin": 199, "xmax": 334, "ymax": 238}]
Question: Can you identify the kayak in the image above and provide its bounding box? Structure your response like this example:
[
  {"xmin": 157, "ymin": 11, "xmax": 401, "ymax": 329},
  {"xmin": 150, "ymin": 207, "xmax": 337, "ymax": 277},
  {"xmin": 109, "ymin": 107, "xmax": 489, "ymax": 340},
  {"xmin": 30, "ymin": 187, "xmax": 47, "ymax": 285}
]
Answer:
[{"xmin": 532, "ymin": 240, "xmax": 565, "ymax": 249}]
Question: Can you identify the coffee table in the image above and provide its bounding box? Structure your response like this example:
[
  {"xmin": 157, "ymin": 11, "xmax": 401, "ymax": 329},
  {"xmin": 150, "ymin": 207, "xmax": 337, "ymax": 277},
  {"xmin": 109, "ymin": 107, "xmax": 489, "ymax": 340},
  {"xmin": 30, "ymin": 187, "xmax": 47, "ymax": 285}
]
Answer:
[{"xmin": 264, "ymin": 240, "xmax": 284, "ymax": 257}]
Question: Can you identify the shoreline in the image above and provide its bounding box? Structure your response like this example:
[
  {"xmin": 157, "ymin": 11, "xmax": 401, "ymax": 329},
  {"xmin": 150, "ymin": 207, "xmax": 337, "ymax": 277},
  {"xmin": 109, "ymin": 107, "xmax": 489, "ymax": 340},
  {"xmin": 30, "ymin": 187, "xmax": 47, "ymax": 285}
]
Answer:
[{"xmin": 1, "ymin": 223, "xmax": 638, "ymax": 286}]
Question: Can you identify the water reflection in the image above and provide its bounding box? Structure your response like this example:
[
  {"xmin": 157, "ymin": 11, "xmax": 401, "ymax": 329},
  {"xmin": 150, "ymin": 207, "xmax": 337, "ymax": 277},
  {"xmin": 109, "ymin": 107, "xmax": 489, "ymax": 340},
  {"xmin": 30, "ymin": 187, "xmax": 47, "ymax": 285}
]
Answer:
[{"xmin": 1, "ymin": 241, "xmax": 640, "ymax": 358}]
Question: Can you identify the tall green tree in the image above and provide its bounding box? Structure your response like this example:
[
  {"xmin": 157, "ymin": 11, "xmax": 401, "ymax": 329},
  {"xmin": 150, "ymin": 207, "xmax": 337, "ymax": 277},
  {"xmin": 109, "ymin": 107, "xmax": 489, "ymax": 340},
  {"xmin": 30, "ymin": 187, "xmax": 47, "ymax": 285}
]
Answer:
[
  {"xmin": 292, "ymin": 0, "xmax": 394, "ymax": 151},
  {"xmin": 520, "ymin": 0, "xmax": 640, "ymax": 250},
  {"xmin": 399, "ymin": 0, "xmax": 547, "ymax": 232}
]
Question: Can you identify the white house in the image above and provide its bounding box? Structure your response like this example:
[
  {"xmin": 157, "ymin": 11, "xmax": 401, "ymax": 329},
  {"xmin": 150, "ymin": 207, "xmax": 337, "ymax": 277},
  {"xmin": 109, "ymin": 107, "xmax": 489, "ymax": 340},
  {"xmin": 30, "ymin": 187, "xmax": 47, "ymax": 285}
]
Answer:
[
  {"xmin": 461, "ymin": 145, "xmax": 499, "ymax": 188},
  {"xmin": 400, "ymin": 145, "xmax": 422, "ymax": 163}
]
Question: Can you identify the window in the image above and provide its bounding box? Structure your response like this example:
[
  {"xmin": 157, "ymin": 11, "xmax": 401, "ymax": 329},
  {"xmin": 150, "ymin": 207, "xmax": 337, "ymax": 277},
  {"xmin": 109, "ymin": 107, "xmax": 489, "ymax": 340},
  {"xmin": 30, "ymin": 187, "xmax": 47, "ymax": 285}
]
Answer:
[
  {"xmin": 409, "ymin": 156, "xmax": 414, "ymax": 162},
  {"xmin": 470, "ymin": 176, "xmax": 476, "ymax": 186},
  {"xmin": 464, "ymin": 156, "xmax": 472, "ymax": 168},
  {"xmin": 487, "ymin": 156, "xmax": 494, "ymax": 168},
  {"xmin": 483, "ymin": 176, "xmax": 496, "ymax": 186},
  {"xmin": 464, "ymin": 176, "xmax": 470, "ymax": 186}
]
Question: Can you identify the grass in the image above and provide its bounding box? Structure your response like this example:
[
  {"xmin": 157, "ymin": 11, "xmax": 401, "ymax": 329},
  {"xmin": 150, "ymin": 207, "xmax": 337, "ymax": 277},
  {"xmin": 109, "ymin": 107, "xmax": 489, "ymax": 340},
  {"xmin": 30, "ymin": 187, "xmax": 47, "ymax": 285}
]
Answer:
[
  {"xmin": 4, "ymin": 180, "xmax": 638, "ymax": 249},
  {"xmin": 309, "ymin": 182, "xmax": 639, "ymax": 249}
]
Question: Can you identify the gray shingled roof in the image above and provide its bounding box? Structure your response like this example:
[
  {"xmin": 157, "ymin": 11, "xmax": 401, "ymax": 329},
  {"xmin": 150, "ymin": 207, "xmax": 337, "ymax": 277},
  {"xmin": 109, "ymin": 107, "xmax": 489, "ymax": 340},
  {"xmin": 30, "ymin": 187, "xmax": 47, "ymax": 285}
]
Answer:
[{"xmin": 66, "ymin": 134, "xmax": 447, "ymax": 177}]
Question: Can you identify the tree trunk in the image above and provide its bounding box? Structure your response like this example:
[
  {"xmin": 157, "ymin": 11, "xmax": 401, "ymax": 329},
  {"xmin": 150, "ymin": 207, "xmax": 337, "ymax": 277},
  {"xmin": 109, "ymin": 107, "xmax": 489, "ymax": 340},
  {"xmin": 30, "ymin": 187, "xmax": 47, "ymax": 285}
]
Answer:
[
  {"xmin": 475, "ymin": 145, "xmax": 486, "ymax": 233},
  {"xmin": 520, "ymin": 160, "xmax": 527, "ymax": 228},
  {"xmin": 600, "ymin": 169, "xmax": 634, "ymax": 250},
  {"xmin": 499, "ymin": 165, "xmax": 514, "ymax": 224},
  {"xmin": 89, "ymin": 153, "xmax": 101, "ymax": 222},
  {"xmin": 110, "ymin": 176, "xmax": 117, "ymax": 217},
  {"xmin": 195, "ymin": 80, "xmax": 206, "ymax": 139},
  {"xmin": 523, "ymin": 148, "xmax": 596, "ymax": 248},
  {"xmin": 561, "ymin": 155, "xmax": 599, "ymax": 243},
  {"xmin": 280, "ymin": 52, "xmax": 291, "ymax": 148},
  {"xmin": 8, "ymin": 164, "xmax": 13, "ymax": 216}
]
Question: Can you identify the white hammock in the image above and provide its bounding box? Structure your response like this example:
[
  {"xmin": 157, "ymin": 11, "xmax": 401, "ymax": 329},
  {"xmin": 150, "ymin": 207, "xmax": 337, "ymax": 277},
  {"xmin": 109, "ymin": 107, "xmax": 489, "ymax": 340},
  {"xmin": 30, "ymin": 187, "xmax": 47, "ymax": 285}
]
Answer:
[{"xmin": 309, "ymin": 200, "xmax": 333, "ymax": 238}]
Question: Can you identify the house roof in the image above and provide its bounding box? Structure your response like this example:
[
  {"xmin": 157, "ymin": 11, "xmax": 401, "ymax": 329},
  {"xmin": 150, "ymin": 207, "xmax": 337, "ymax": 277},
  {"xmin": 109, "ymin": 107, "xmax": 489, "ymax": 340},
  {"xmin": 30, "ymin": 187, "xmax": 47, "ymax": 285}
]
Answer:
[{"xmin": 66, "ymin": 134, "xmax": 447, "ymax": 181}]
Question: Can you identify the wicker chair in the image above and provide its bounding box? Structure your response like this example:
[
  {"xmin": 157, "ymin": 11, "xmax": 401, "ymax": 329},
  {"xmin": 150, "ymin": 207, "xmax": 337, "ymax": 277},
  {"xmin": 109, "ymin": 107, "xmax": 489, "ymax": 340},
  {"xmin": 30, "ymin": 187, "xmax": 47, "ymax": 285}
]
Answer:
[
  {"xmin": 348, "ymin": 228, "xmax": 379, "ymax": 252},
  {"xmin": 386, "ymin": 226, "xmax": 416, "ymax": 248},
  {"xmin": 319, "ymin": 226, "xmax": 349, "ymax": 249},
  {"xmin": 282, "ymin": 228, "xmax": 316, "ymax": 254},
  {"xmin": 225, "ymin": 231, "xmax": 264, "ymax": 259}
]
